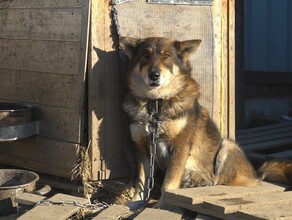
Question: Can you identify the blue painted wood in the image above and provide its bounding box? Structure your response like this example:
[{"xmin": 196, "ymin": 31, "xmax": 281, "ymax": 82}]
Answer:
[
  {"xmin": 268, "ymin": 0, "xmax": 288, "ymax": 71},
  {"xmin": 288, "ymin": 0, "xmax": 292, "ymax": 71},
  {"xmin": 244, "ymin": 0, "xmax": 292, "ymax": 72}
]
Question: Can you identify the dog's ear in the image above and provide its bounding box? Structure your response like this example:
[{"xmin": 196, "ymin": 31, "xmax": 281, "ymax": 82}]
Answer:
[
  {"xmin": 175, "ymin": 39, "xmax": 201, "ymax": 60},
  {"xmin": 119, "ymin": 37, "xmax": 139, "ymax": 60}
]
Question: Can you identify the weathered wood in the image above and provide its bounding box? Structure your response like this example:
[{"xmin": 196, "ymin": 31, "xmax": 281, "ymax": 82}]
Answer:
[
  {"xmin": 92, "ymin": 204, "xmax": 130, "ymax": 220},
  {"xmin": 0, "ymin": 0, "xmax": 83, "ymax": 8},
  {"xmin": 0, "ymin": 39, "xmax": 80, "ymax": 75},
  {"xmin": 0, "ymin": 70, "xmax": 82, "ymax": 108},
  {"xmin": 88, "ymin": 0, "xmax": 129, "ymax": 181},
  {"xmin": 164, "ymin": 182, "xmax": 285, "ymax": 205},
  {"xmin": 165, "ymin": 197, "xmax": 228, "ymax": 220},
  {"xmin": 18, "ymin": 193, "xmax": 88, "ymax": 220},
  {"xmin": 203, "ymin": 191, "xmax": 292, "ymax": 214},
  {"xmin": 0, "ymin": 9, "xmax": 82, "ymax": 41},
  {"xmin": 15, "ymin": 192, "xmax": 46, "ymax": 206},
  {"xmin": 235, "ymin": 202, "xmax": 292, "ymax": 220},
  {"xmin": 134, "ymin": 208, "xmax": 182, "ymax": 220},
  {"xmin": 0, "ymin": 137, "xmax": 78, "ymax": 178},
  {"xmin": 212, "ymin": 0, "xmax": 222, "ymax": 128}
]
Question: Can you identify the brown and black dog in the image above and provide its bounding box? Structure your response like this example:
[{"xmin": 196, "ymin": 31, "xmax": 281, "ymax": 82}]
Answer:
[{"xmin": 119, "ymin": 36, "xmax": 292, "ymax": 209}]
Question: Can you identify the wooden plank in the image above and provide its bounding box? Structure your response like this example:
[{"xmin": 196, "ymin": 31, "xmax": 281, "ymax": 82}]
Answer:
[
  {"xmin": 0, "ymin": 9, "xmax": 82, "ymax": 41},
  {"xmin": 0, "ymin": 70, "xmax": 82, "ymax": 108},
  {"xmin": 236, "ymin": 125, "xmax": 292, "ymax": 141},
  {"xmin": 87, "ymin": 0, "xmax": 106, "ymax": 181},
  {"xmin": 0, "ymin": 137, "xmax": 78, "ymax": 178},
  {"xmin": 0, "ymin": 39, "xmax": 80, "ymax": 75},
  {"xmin": 15, "ymin": 192, "xmax": 46, "ymax": 206},
  {"xmin": 235, "ymin": 202, "xmax": 292, "ymax": 220},
  {"xmin": 134, "ymin": 208, "xmax": 182, "ymax": 220},
  {"xmin": 88, "ymin": 0, "xmax": 128, "ymax": 181},
  {"xmin": 267, "ymin": 149, "xmax": 292, "ymax": 160},
  {"xmin": 0, "ymin": 0, "xmax": 83, "ymax": 8},
  {"xmin": 241, "ymin": 137, "xmax": 292, "ymax": 152},
  {"xmin": 18, "ymin": 193, "xmax": 88, "ymax": 220},
  {"xmin": 165, "ymin": 197, "xmax": 229, "ymax": 220},
  {"xmin": 236, "ymin": 122, "xmax": 292, "ymax": 135},
  {"xmin": 237, "ymin": 131, "xmax": 292, "ymax": 145},
  {"xmin": 203, "ymin": 191, "xmax": 292, "ymax": 214},
  {"xmin": 164, "ymin": 182, "xmax": 285, "ymax": 205},
  {"xmin": 212, "ymin": 0, "xmax": 222, "ymax": 128},
  {"xmin": 228, "ymin": 0, "xmax": 236, "ymax": 139},
  {"xmin": 246, "ymin": 152, "xmax": 267, "ymax": 161},
  {"xmin": 92, "ymin": 204, "xmax": 130, "ymax": 220}
]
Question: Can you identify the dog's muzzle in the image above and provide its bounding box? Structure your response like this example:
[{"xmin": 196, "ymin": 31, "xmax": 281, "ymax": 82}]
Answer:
[{"xmin": 148, "ymin": 70, "xmax": 160, "ymax": 87}]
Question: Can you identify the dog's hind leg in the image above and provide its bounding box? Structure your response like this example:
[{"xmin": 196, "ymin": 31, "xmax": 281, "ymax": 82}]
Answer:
[{"xmin": 214, "ymin": 139, "xmax": 260, "ymax": 186}]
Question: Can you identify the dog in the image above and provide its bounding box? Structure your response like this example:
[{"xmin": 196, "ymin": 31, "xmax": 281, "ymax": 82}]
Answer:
[{"xmin": 119, "ymin": 36, "xmax": 292, "ymax": 209}]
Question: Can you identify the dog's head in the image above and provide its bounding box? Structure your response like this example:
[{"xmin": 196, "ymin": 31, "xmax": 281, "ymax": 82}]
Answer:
[{"xmin": 119, "ymin": 37, "xmax": 201, "ymax": 99}]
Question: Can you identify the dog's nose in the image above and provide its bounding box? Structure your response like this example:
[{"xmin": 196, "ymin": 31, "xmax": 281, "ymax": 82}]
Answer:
[{"xmin": 149, "ymin": 70, "xmax": 160, "ymax": 81}]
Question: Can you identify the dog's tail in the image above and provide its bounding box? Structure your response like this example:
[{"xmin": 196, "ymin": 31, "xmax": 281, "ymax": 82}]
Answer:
[{"xmin": 257, "ymin": 161, "xmax": 292, "ymax": 185}]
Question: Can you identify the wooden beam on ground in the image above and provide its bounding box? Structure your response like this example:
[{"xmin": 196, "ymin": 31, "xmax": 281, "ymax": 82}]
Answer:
[
  {"xmin": 134, "ymin": 208, "xmax": 182, "ymax": 220},
  {"xmin": 92, "ymin": 204, "xmax": 131, "ymax": 220},
  {"xmin": 18, "ymin": 193, "xmax": 88, "ymax": 220},
  {"xmin": 15, "ymin": 192, "xmax": 46, "ymax": 206},
  {"xmin": 203, "ymin": 191, "xmax": 292, "ymax": 214},
  {"xmin": 235, "ymin": 202, "xmax": 292, "ymax": 220},
  {"xmin": 164, "ymin": 182, "xmax": 285, "ymax": 205}
]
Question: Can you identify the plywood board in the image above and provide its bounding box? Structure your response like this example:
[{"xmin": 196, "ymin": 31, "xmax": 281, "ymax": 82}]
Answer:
[
  {"xmin": 92, "ymin": 204, "xmax": 130, "ymax": 220},
  {"xmin": 18, "ymin": 193, "xmax": 88, "ymax": 220},
  {"xmin": 235, "ymin": 202, "xmax": 292, "ymax": 220},
  {"xmin": 164, "ymin": 182, "xmax": 285, "ymax": 205},
  {"xmin": 135, "ymin": 208, "xmax": 182, "ymax": 220},
  {"xmin": 203, "ymin": 191, "xmax": 292, "ymax": 214}
]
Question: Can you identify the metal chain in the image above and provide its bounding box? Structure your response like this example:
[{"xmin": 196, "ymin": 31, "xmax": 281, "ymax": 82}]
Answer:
[
  {"xmin": 145, "ymin": 99, "xmax": 161, "ymax": 202},
  {"xmin": 36, "ymin": 199, "xmax": 109, "ymax": 212}
]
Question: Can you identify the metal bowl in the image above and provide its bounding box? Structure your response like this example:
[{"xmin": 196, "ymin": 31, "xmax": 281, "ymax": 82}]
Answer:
[
  {"xmin": 0, "ymin": 169, "xmax": 39, "ymax": 200},
  {"xmin": 0, "ymin": 103, "xmax": 32, "ymax": 127}
]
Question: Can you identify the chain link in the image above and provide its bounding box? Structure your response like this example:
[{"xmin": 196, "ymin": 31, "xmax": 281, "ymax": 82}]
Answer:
[
  {"xmin": 36, "ymin": 199, "xmax": 109, "ymax": 212},
  {"xmin": 145, "ymin": 99, "xmax": 161, "ymax": 202}
]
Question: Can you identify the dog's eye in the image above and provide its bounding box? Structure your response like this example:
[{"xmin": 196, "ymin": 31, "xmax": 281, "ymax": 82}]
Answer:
[{"xmin": 164, "ymin": 53, "xmax": 170, "ymax": 59}]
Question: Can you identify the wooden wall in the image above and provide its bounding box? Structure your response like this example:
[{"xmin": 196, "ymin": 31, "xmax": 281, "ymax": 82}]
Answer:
[{"xmin": 0, "ymin": 0, "xmax": 90, "ymax": 178}]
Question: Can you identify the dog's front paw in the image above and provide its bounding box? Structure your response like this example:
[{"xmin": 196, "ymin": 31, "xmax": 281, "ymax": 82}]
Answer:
[{"xmin": 127, "ymin": 200, "xmax": 145, "ymax": 210}]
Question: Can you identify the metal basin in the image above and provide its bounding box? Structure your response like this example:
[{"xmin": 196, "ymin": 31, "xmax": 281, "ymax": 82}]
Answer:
[
  {"xmin": 0, "ymin": 103, "xmax": 32, "ymax": 127},
  {"xmin": 0, "ymin": 169, "xmax": 39, "ymax": 200}
]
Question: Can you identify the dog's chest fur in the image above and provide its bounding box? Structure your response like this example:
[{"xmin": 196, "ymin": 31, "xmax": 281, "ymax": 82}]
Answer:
[{"xmin": 123, "ymin": 96, "xmax": 188, "ymax": 170}]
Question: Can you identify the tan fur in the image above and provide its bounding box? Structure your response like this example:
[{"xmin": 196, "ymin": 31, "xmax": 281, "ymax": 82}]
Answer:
[{"xmin": 119, "ymin": 36, "xmax": 292, "ymax": 210}]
